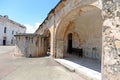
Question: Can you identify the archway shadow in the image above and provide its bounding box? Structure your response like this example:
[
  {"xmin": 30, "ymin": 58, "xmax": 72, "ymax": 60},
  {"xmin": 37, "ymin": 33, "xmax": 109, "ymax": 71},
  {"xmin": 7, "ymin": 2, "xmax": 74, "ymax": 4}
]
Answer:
[{"xmin": 64, "ymin": 54, "xmax": 101, "ymax": 72}]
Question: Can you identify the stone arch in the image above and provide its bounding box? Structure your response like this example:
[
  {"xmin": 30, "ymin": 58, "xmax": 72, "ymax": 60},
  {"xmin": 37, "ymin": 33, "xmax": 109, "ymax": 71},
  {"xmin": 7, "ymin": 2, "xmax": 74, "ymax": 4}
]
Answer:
[
  {"xmin": 55, "ymin": 5, "xmax": 102, "ymax": 60},
  {"xmin": 55, "ymin": 5, "xmax": 102, "ymax": 39}
]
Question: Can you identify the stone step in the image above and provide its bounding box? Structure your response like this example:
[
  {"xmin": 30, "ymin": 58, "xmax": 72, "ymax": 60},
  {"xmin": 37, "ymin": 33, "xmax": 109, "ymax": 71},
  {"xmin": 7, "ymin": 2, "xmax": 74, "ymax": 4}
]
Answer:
[{"xmin": 55, "ymin": 59, "xmax": 101, "ymax": 80}]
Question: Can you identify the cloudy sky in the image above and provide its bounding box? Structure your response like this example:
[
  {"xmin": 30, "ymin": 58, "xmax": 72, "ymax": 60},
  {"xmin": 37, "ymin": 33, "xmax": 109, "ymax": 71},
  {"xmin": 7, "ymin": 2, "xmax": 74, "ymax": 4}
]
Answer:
[
  {"xmin": 24, "ymin": 23, "xmax": 40, "ymax": 33},
  {"xmin": 0, "ymin": 0, "xmax": 60, "ymax": 33}
]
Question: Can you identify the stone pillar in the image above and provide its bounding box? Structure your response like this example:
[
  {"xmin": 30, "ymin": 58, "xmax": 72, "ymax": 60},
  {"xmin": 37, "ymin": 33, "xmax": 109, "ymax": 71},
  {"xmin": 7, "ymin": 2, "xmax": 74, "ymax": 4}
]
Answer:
[
  {"xmin": 50, "ymin": 26, "xmax": 55, "ymax": 56},
  {"xmin": 102, "ymin": 0, "xmax": 120, "ymax": 80},
  {"xmin": 56, "ymin": 40, "xmax": 64, "ymax": 58},
  {"xmin": 53, "ymin": 27, "xmax": 56, "ymax": 58}
]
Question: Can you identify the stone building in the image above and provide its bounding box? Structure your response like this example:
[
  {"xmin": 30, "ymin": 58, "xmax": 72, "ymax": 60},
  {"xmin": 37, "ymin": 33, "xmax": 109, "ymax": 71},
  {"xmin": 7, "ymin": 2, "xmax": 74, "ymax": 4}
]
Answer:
[
  {"xmin": 0, "ymin": 15, "xmax": 26, "ymax": 45},
  {"xmin": 15, "ymin": 0, "xmax": 120, "ymax": 80},
  {"xmin": 35, "ymin": 0, "xmax": 120, "ymax": 80}
]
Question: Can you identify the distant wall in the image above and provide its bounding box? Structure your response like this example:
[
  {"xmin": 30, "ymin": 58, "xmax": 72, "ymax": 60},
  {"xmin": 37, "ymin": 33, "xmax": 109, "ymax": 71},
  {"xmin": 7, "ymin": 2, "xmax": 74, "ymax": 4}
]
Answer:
[{"xmin": 0, "ymin": 15, "xmax": 26, "ymax": 45}]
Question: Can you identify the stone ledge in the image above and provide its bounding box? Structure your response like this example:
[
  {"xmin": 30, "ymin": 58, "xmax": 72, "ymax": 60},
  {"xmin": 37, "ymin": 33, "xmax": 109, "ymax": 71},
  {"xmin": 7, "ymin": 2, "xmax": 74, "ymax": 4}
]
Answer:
[
  {"xmin": 55, "ymin": 59, "xmax": 101, "ymax": 80},
  {"xmin": 55, "ymin": 59, "xmax": 75, "ymax": 72}
]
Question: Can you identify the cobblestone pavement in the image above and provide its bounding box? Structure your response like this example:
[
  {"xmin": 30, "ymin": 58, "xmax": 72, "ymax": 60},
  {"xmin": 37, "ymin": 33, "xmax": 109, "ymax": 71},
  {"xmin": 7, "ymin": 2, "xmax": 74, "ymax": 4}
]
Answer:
[{"xmin": 0, "ymin": 46, "xmax": 86, "ymax": 80}]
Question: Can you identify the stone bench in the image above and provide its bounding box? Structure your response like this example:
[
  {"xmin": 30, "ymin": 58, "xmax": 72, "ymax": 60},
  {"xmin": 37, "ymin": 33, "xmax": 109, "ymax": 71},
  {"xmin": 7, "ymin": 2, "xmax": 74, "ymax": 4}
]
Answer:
[{"xmin": 72, "ymin": 48, "xmax": 83, "ymax": 57}]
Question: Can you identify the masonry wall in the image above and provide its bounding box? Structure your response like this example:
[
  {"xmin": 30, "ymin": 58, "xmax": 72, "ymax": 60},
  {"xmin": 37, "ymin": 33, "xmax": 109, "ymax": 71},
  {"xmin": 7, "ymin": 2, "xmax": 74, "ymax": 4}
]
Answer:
[
  {"xmin": 102, "ymin": 0, "xmax": 120, "ymax": 80},
  {"xmin": 15, "ymin": 35, "xmax": 47, "ymax": 57}
]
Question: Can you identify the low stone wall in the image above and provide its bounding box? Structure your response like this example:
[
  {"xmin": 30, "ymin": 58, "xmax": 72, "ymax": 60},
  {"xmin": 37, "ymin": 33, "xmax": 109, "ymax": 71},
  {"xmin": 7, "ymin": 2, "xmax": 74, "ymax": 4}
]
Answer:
[{"xmin": 14, "ymin": 34, "xmax": 47, "ymax": 57}]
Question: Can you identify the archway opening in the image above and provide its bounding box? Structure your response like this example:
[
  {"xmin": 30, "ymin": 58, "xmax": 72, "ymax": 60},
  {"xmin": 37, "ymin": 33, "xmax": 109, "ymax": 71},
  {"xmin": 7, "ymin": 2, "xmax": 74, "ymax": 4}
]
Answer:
[
  {"xmin": 55, "ymin": 5, "xmax": 102, "ymax": 73},
  {"xmin": 56, "ymin": 5, "xmax": 102, "ymax": 60},
  {"xmin": 44, "ymin": 29, "xmax": 51, "ymax": 55}
]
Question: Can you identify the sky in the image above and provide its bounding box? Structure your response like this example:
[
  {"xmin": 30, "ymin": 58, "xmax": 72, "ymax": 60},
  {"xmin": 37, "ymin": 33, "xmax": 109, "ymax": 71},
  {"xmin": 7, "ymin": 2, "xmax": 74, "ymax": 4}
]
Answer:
[{"xmin": 0, "ymin": 0, "xmax": 60, "ymax": 33}]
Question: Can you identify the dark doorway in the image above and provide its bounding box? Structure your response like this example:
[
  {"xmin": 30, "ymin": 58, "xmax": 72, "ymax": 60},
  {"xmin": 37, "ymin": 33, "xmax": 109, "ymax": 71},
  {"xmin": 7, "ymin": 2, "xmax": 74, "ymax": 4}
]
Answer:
[
  {"xmin": 3, "ymin": 40, "xmax": 6, "ymax": 45},
  {"xmin": 3, "ymin": 37, "xmax": 6, "ymax": 46},
  {"xmin": 67, "ymin": 33, "xmax": 72, "ymax": 54}
]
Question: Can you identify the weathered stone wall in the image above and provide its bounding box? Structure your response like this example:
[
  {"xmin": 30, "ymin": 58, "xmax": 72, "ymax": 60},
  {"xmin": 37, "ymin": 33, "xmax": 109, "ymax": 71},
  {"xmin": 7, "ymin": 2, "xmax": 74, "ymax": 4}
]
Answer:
[
  {"xmin": 102, "ymin": 0, "xmax": 120, "ymax": 80},
  {"xmin": 15, "ymin": 34, "xmax": 47, "ymax": 57}
]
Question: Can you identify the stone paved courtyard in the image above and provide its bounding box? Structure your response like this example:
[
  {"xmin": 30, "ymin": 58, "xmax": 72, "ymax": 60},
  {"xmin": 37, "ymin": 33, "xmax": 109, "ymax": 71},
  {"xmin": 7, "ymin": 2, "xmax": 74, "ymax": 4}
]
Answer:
[{"xmin": 0, "ymin": 46, "xmax": 85, "ymax": 80}]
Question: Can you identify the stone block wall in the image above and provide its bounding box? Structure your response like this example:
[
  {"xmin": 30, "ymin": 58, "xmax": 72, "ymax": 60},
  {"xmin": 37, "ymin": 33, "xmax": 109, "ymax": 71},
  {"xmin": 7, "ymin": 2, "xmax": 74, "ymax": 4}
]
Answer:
[{"xmin": 15, "ymin": 34, "xmax": 47, "ymax": 57}]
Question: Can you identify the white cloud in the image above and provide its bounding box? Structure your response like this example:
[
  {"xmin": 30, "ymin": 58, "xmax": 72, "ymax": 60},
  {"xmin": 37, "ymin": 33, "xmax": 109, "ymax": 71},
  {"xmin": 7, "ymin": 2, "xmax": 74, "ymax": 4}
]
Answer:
[{"xmin": 24, "ymin": 22, "xmax": 40, "ymax": 33}]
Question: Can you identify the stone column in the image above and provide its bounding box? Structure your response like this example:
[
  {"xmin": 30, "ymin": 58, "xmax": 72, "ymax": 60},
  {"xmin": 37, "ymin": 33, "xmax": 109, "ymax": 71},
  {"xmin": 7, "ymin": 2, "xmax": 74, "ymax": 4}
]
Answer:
[
  {"xmin": 102, "ymin": 0, "xmax": 120, "ymax": 80},
  {"xmin": 50, "ymin": 26, "xmax": 55, "ymax": 56},
  {"xmin": 56, "ymin": 39, "xmax": 64, "ymax": 58},
  {"xmin": 51, "ymin": 12, "xmax": 57, "ymax": 58}
]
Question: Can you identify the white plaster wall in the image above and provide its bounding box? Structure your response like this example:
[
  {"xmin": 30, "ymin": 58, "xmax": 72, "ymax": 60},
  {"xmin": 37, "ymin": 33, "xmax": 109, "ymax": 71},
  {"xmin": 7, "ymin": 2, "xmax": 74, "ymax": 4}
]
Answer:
[
  {"xmin": 0, "ymin": 22, "xmax": 4, "ymax": 44},
  {"xmin": 0, "ymin": 16, "xmax": 26, "ymax": 45}
]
